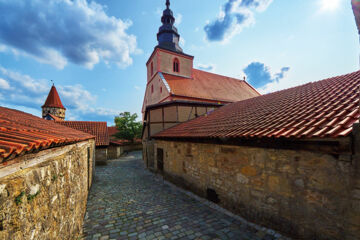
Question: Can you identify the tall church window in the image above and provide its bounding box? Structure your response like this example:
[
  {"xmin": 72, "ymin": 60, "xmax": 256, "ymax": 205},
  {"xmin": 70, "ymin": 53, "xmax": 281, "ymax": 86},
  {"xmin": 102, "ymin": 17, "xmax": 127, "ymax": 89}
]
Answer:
[
  {"xmin": 173, "ymin": 58, "xmax": 179, "ymax": 73},
  {"xmin": 151, "ymin": 85, "xmax": 154, "ymax": 93},
  {"xmin": 151, "ymin": 62, "xmax": 154, "ymax": 76}
]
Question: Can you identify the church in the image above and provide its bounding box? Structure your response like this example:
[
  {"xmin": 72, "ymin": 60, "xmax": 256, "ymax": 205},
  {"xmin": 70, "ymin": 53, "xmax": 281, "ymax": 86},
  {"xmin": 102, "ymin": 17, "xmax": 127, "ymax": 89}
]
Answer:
[
  {"xmin": 142, "ymin": 0, "xmax": 260, "ymax": 166},
  {"xmin": 143, "ymin": 1, "xmax": 360, "ymax": 239}
]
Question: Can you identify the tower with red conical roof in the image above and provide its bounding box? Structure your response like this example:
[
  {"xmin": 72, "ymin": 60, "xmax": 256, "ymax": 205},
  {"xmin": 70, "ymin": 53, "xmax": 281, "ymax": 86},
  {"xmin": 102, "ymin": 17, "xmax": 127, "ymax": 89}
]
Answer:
[{"xmin": 42, "ymin": 84, "xmax": 66, "ymax": 120}]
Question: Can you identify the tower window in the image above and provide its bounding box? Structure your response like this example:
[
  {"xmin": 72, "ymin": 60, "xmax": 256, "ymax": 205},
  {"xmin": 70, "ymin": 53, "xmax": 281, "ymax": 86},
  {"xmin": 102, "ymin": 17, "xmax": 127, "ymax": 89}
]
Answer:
[
  {"xmin": 160, "ymin": 87, "xmax": 162, "ymax": 93},
  {"xmin": 151, "ymin": 62, "xmax": 154, "ymax": 76},
  {"xmin": 151, "ymin": 85, "xmax": 154, "ymax": 93},
  {"xmin": 173, "ymin": 58, "xmax": 179, "ymax": 73}
]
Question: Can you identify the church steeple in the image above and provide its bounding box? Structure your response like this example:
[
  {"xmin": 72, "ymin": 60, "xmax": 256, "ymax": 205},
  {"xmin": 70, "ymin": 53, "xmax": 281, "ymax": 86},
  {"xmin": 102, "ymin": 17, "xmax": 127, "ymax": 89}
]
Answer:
[{"xmin": 157, "ymin": 0, "xmax": 183, "ymax": 53}]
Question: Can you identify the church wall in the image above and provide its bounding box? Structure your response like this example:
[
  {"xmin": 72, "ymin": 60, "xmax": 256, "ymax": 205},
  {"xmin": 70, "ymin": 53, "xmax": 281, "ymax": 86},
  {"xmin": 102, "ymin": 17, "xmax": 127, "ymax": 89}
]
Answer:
[
  {"xmin": 158, "ymin": 50, "xmax": 193, "ymax": 78},
  {"xmin": 143, "ymin": 74, "xmax": 170, "ymax": 113},
  {"xmin": 0, "ymin": 139, "xmax": 95, "ymax": 240},
  {"xmin": 152, "ymin": 139, "xmax": 359, "ymax": 240},
  {"xmin": 147, "ymin": 54, "xmax": 158, "ymax": 82}
]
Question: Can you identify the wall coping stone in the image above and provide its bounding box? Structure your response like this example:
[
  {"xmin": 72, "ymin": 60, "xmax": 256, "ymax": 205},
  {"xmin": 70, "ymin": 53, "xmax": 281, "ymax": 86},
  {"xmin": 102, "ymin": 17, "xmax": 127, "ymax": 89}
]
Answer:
[{"xmin": 0, "ymin": 141, "xmax": 90, "ymax": 178}]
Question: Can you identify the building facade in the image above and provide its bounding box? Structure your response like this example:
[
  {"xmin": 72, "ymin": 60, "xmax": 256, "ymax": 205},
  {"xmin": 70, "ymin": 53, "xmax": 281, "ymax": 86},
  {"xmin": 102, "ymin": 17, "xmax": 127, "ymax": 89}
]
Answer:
[
  {"xmin": 142, "ymin": 0, "xmax": 260, "ymax": 168},
  {"xmin": 151, "ymin": 71, "xmax": 360, "ymax": 240}
]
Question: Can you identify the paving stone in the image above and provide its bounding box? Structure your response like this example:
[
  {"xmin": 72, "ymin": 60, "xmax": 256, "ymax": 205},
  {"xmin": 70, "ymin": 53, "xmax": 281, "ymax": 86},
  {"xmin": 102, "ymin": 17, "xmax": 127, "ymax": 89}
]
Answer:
[{"xmin": 82, "ymin": 151, "xmax": 290, "ymax": 240}]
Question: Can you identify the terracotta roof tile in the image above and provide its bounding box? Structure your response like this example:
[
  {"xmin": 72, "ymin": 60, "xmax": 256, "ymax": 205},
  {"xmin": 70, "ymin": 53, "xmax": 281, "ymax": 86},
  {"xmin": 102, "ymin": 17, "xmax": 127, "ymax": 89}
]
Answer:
[
  {"xmin": 57, "ymin": 121, "xmax": 109, "ymax": 146},
  {"xmin": 42, "ymin": 85, "xmax": 65, "ymax": 109},
  {"xmin": 155, "ymin": 71, "xmax": 360, "ymax": 140},
  {"xmin": 0, "ymin": 107, "xmax": 94, "ymax": 162},
  {"xmin": 108, "ymin": 126, "xmax": 118, "ymax": 136},
  {"xmin": 162, "ymin": 69, "xmax": 260, "ymax": 103}
]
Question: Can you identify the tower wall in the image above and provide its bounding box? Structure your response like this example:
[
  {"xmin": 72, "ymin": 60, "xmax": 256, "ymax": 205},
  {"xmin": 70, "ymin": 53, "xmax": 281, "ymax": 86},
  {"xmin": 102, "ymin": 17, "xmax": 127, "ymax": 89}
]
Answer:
[
  {"xmin": 147, "ymin": 48, "xmax": 193, "ymax": 82},
  {"xmin": 42, "ymin": 107, "xmax": 66, "ymax": 120}
]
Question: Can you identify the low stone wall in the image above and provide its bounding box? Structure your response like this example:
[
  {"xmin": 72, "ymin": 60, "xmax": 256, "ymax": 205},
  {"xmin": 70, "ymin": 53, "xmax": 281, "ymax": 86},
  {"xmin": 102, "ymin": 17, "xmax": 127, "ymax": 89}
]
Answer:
[
  {"xmin": 153, "ymin": 139, "xmax": 360, "ymax": 240},
  {"xmin": 0, "ymin": 139, "xmax": 95, "ymax": 240},
  {"xmin": 107, "ymin": 144, "xmax": 142, "ymax": 160},
  {"xmin": 95, "ymin": 147, "xmax": 107, "ymax": 165}
]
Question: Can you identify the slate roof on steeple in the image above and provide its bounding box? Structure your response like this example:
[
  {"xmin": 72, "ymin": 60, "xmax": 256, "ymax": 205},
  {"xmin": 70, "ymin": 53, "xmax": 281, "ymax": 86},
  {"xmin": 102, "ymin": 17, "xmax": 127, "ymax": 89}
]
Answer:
[
  {"xmin": 157, "ymin": 0, "xmax": 183, "ymax": 53},
  {"xmin": 42, "ymin": 85, "xmax": 65, "ymax": 109}
]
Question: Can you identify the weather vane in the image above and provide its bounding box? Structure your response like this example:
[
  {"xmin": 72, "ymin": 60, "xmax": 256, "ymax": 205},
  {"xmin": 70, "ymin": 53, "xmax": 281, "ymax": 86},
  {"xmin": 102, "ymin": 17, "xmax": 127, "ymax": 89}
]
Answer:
[{"xmin": 51, "ymin": 80, "xmax": 54, "ymax": 86}]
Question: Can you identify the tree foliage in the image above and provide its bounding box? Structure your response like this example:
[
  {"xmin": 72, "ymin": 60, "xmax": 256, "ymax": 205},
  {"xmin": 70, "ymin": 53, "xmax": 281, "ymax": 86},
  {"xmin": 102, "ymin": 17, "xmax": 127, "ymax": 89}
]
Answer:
[{"xmin": 114, "ymin": 112, "xmax": 142, "ymax": 142}]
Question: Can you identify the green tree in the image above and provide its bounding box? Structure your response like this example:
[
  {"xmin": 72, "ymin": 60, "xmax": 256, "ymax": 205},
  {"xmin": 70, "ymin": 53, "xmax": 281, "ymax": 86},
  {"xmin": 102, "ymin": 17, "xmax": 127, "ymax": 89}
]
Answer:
[{"xmin": 114, "ymin": 112, "xmax": 142, "ymax": 142}]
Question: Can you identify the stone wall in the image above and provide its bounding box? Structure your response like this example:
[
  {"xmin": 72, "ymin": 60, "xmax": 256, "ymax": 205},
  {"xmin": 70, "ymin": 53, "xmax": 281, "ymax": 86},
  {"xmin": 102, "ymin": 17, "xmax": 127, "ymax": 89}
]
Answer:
[
  {"xmin": 153, "ymin": 139, "xmax": 359, "ymax": 240},
  {"xmin": 95, "ymin": 147, "xmax": 108, "ymax": 165},
  {"xmin": 0, "ymin": 139, "xmax": 95, "ymax": 240},
  {"xmin": 107, "ymin": 144, "xmax": 143, "ymax": 160}
]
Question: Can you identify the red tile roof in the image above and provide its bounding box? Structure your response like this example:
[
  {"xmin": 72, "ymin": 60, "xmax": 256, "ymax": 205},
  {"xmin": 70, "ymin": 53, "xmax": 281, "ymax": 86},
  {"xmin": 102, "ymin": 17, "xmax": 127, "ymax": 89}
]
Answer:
[
  {"xmin": 42, "ymin": 85, "xmax": 65, "ymax": 109},
  {"xmin": 57, "ymin": 121, "xmax": 109, "ymax": 146},
  {"xmin": 108, "ymin": 126, "xmax": 118, "ymax": 137},
  {"xmin": 162, "ymin": 69, "xmax": 260, "ymax": 103},
  {"xmin": 0, "ymin": 107, "xmax": 94, "ymax": 162},
  {"xmin": 110, "ymin": 139, "xmax": 142, "ymax": 146},
  {"xmin": 155, "ymin": 71, "xmax": 360, "ymax": 140}
]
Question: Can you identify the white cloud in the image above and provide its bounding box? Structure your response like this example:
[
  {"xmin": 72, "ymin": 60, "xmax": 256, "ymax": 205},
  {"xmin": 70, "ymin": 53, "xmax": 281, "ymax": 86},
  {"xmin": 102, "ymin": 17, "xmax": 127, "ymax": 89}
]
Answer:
[
  {"xmin": 0, "ymin": 78, "xmax": 10, "ymax": 90},
  {"xmin": 175, "ymin": 13, "xmax": 183, "ymax": 26},
  {"xmin": 0, "ymin": 66, "xmax": 119, "ymax": 122},
  {"xmin": 180, "ymin": 37, "xmax": 186, "ymax": 47},
  {"xmin": 204, "ymin": 0, "xmax": 272, "ymax": 43},
  {"xmin": 318, "ymin": 0, "xmax": 343, "ymax": 12},
  {"xmin": 0, "ymin": 0, "xmax": 139, "ymax": 69},
  {"xmin": 197, "ymin": 63, "xmax": 216, "ymax": 72},
  {"xmin": 134, "ymin": 86, "xmax": 141, "ymax": 91}
]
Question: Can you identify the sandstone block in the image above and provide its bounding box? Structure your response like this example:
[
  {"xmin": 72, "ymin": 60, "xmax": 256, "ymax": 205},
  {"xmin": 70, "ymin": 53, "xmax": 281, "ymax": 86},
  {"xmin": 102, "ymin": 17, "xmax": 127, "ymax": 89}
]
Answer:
[{"xmin": 241, "ymin": 166, "xmax": 257, "ymax": 177}]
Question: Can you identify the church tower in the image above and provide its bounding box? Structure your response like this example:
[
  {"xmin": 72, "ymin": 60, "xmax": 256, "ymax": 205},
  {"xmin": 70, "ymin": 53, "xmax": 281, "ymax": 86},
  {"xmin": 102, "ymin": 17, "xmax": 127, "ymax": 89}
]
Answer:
[
  {"xmin": 42, "ymin": 84, "xmax": 66, "ymax": 120},
  {"xmin": 157, "ymin": 0, "xmax": 183, "ymax": 53},
  {"xmin": 146, "ymin": 0, "xmax": 194, "ymax": 83}
]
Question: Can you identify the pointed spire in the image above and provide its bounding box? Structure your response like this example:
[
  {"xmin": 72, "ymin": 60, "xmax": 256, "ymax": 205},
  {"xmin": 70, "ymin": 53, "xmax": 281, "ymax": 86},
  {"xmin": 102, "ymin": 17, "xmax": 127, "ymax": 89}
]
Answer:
[
  {"xmin": 157, "ymin": 0, "xmax": 183, "ymax": 53},
  {"xmin": 42, "ymin": 85, "xmax": 65, "ymax": 109}
]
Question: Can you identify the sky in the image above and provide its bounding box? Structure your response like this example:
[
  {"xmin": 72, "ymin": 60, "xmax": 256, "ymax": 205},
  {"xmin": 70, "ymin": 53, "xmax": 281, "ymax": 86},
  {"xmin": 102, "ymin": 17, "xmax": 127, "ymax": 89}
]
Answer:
[{"xmin": 0, "ymin": 0, "xmax": 358, "ymax": 125}]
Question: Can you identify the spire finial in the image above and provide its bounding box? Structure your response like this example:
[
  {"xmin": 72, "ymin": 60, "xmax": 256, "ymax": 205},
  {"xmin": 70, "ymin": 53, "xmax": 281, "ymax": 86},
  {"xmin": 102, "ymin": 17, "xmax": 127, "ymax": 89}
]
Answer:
[
  {"xmin": 51, "ymin": 80, "xmax": 54, "ymax": 86},
  {"xmin": 166, "ymin": 0, "xmax": 170, "ymax": 9}
]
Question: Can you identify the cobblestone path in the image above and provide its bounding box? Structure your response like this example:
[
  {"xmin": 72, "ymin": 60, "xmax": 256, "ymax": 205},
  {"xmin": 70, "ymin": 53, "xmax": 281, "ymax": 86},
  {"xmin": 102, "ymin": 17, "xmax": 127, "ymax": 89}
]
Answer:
[{"xmin": 82, "ymin": 151, "xmax": 289, "ymax": 240}]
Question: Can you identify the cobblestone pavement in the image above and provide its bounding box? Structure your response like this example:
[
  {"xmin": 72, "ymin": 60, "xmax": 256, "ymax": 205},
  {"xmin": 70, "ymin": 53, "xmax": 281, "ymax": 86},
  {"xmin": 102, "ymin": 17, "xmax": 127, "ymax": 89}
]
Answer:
[{"xmin": 82, "ymin": 151, "xmax": 289, "ymax": 240}]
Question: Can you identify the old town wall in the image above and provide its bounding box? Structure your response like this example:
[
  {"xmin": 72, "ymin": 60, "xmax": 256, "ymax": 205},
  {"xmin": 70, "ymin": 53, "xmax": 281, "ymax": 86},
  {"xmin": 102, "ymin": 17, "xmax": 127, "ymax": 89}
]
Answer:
[
  {"xmin": 153, "ymin": 139, "xmax": 359, "ymax": 240},
  {"xmin": 0, "ymin": 139, "xmax": 95, "ymax": 240}
]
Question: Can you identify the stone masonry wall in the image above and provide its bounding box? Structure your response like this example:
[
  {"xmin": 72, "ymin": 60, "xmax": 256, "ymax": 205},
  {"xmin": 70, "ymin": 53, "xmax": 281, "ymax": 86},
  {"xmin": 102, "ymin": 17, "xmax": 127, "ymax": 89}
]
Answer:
[
  {"xmin": 154, "ymin": 140, "xmax": 359, "ymax": 240},
  {"xmin": 95, "ymin": 147, "xmax": 108, "ymax": 165},
  {"xmin": 0, "ymin": 139, "xmax": 95, "ymax": 240}
]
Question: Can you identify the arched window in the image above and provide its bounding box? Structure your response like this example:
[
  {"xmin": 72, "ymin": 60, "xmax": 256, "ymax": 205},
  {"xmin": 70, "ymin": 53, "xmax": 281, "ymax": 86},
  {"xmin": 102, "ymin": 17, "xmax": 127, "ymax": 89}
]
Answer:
[
  {"xmin": 151, "ymin": 62, "xmax": 154, "ymax": 76},
  {"xmin": 160, "ymin": 87, "xmax": 162, "ymax": 93},
  {"xmin": 173, "ymin": 58, "xmax": 179, "ymax": 73},
  {"xmin": 151, "ymin": 85, "xmax": 154, "ymax": 93}
]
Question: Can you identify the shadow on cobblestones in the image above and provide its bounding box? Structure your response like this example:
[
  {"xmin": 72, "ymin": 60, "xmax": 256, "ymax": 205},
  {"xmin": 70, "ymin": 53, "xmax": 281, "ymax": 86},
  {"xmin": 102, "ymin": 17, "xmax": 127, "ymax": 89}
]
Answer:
[{"xmin": 82, "ymin": 151, "xmax": 289, "ymax": 240}]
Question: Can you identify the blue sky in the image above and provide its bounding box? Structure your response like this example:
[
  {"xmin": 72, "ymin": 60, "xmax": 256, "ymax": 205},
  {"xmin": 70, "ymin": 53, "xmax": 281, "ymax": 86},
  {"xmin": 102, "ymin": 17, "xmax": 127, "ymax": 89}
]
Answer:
[{"xmin": 0, "ymin": 0, "xmax": 358, "ymax": 124}]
